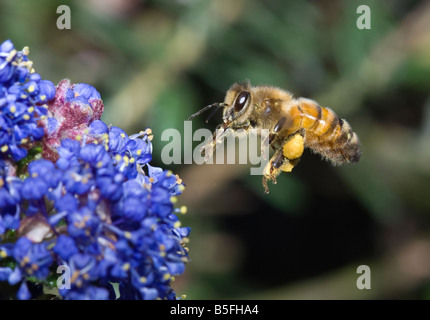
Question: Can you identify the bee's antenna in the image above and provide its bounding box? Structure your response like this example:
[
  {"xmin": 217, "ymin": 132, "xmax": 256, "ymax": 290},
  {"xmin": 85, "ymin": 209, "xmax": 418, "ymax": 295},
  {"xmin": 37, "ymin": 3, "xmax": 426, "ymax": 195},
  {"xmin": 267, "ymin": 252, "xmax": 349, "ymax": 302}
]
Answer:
[{"xmin": 188, "ymin": 103, "xmax": 225, "ymax": 121}]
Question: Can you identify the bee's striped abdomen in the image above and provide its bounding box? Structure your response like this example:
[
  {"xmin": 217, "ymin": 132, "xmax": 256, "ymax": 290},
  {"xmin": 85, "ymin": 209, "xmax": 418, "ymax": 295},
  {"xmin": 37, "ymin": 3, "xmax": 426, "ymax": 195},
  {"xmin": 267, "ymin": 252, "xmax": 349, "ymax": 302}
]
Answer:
[{"xmin": 295, "ymin": 98, "xmax": 361, "ymax": 165}]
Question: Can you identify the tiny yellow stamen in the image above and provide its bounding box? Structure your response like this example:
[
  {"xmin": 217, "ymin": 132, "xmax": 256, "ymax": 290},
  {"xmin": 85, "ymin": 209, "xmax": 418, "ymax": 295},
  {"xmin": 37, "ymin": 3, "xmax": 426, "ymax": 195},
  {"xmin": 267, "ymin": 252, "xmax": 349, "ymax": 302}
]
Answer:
[
  {"xmin": 32, "ymin": 173, "xmax": 38, "ymax": 178},
  {"xmin": 28, "ymin": 85, "xmax": 35, "ymax": 93},
  {"xmin": 23, "ymin": 114, "xmax": 30, "ymax": 120},
  {"xmin": 74, "ymin": 221, "xmax": 85, "ymax": 229},
  {"xmin": 124, "ymin": 231, "xmax": 132, "ymax": 239},
  {"xmin": 10, "ymin": 106, "xmax": 16, "ymax": 113},
  {"xmin": 26, "ymin": 61, "xmax": 34, "ymax": 69},
  {"xmin": 170, "ymin": 196, "xmax": 177, "ymax": 203},
  {"xmin": 40, "ymin": 95, "xmax": 46, "ymax": 101},
  {"xmin": 0, "ymin": 250, "xmax": 7, "ymax": 258},
  {"xmin": 1, "ymin": 145, "xmax": 9, "ymax": 152},
  {"xmin": 75, "ymin": 135, "xmax": 82, "ymax": 141},
  {"xmin": 6, "ymin": 49, "xmax": 17, "ymax": 62},
  {"xmin": 71, "ymin": 270, "xmax": 80, "ymax": 283},
  {"xmin": 140, "ymin": 277, "xmax": 147, "ymax": 283},
  {"xmin": 129, "ymin": 157, "xmax": 135, "ymax": 163},
  {"xmin": 22, "ymin": 46, "xmax": 30, "ymax": 56},
  {"xmin": 21, "ymin": 256, "xmax": 30, "ymax": 266},
  {"xmin": 173, "ymin": 221, "xmax": 181, "ymax": 229},
  {"xmin": 27, "ymin": 106, "xmax": 34, "ymax": 113},
  {"xmin": 180, "ymin": 206, "xmax": 187, "ymax": 215},
  {"xmin": 136, "ymin": 149, "xmax": 142, "ymax": 156},
  {"xmin": 96, "ymin": 161, "xmax": 103, "ymax": 168},
  {"xmin": 163, "ymin": 273, "xmax": 171, "ymax": 281},
  {"xmin": 115, "ymin": 154, "xmax": 122, "ymax": 162},
  {"xmin": 120, "ymin": 133, "xmax": 126, "ymax": 138},
  {"xmin": 122, "ymin": 263, "xmax": 130, "ymax": 271}
]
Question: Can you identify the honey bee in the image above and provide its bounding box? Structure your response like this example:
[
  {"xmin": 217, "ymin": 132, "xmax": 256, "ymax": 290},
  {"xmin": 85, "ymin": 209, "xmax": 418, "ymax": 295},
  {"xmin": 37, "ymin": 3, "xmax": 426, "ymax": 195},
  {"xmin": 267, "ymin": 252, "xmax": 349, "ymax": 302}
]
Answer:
[{"xmin": 188, "ymin": 81, "xmax": 361, "ymax": 193}]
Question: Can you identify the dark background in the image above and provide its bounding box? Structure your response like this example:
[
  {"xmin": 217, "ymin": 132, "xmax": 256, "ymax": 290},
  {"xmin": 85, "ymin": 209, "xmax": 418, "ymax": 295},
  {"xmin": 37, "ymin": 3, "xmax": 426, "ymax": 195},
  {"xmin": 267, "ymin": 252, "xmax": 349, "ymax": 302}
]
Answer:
[{"xmin": 2, "ymin": 0, "xmax": 430, "ymax": 299}]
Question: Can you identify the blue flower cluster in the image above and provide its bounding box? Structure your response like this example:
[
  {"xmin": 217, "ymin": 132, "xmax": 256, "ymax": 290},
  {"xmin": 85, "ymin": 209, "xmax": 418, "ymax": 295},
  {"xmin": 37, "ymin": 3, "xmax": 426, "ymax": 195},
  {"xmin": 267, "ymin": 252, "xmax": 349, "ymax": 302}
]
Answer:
[
  {"xmin": 0, "ymin": 40, "xmax": 189, "ymax": 300},
  {"xmin": 0, "ymin": 40, "xmax": 55, "ymax": 161}
]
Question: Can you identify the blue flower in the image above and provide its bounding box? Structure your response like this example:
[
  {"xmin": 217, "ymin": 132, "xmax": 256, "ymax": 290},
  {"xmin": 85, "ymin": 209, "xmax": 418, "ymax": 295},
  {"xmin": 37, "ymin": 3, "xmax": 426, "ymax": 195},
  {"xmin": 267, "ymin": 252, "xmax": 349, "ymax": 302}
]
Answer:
[
  {"xmin": 112, "ymin": 179, "xmax": 150, "ymax": 228},
  {"xmin": 0, "ymin": 47, "xmax": 190, "ymax": 299},
  {"xmin": 68, "ymin": 253, "xmax": 100, "ymax": 283},
  {"xmin": 55, "ymin": 138, "xmax": 82, "ymax": 170},
  {"xmin": 67, "ymin": 208, "xmax": 101, "ymax": 242},
  {"xmin": 1, "ymin": 124, "xmax": 188, "ymax": 300},
  {"xmin": 1, "ymin": 132, "xmax": 189, "ymax": 300},
  {"xmin": 0, "ymin": 267, "xmax": 13, "ymax": 282},
  {"xmin": 21, "ymin": 159, "xmax": 61, "ymax": 200},
  {"xmin": 0, "ymin": 175, "xmax": 21, "ymax": 207},
  {"xmin": 65, "ymin": 83, "xmax": 101, "ymax": 106},
  {"xmin": 107, "ymin": 126, "xmax": 153, "ymax": 179},
  {"xmin": 0, "ymin": 206, "xmax": 20, "ymax": 235},
  {"xmin": 17, "ymin": 281, "xmax": 31, "ymax": 300},
  {"xmin": 88, "ymin": 119, "xmax": 108, "ymax": 135},
  {"xmin": 0, "ymin": 39, "xmax": 55, "ymax": 161},
  {"xmin": 12, "ymin": 237, "xmax": 53, "ymax": 280},
  {"xmin": 0, "ymin": 160, "xmax": 22, "ymax": 235},
  {"xmin": 53, "ymin": 235, "xmax": 78, "ymax": 260},
  {"xmin": 60, "ymin": 286, "xmax": 109, "ymax": 300}
]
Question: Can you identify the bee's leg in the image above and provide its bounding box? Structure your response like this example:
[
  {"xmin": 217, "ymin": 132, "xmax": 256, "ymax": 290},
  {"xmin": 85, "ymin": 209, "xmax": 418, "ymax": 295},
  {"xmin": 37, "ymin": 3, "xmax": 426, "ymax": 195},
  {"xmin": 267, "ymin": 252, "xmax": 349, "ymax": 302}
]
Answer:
[
  {"xmin": 259, "ymin": 131, "xmax": 274, "ymax": 162},
  {"xmin": 201, "ymin": 136, "xmax": 216, "ymax": 161},
  {"xmin": 262, "ymin": 149, "xmax": 287, "ymax": 193},
  {"xmin": 262, "ymin": 130, "xmax": 305, "ymax": 193},
  {"xmin": 201, "ymin": 126, "xmax": 227, "ymax": 161}
]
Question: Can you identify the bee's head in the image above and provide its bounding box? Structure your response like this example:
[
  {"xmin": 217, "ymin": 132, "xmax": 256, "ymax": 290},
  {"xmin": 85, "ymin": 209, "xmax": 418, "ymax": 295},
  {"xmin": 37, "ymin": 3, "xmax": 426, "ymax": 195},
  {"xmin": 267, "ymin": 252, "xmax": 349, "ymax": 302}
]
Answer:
[
  {"xmin": 188, "ymin": 81, "xmax": 253, "ymax": 127},
  {"xmin": 222, "ymin": 81, "xmax": 253, "ymax": 127}
]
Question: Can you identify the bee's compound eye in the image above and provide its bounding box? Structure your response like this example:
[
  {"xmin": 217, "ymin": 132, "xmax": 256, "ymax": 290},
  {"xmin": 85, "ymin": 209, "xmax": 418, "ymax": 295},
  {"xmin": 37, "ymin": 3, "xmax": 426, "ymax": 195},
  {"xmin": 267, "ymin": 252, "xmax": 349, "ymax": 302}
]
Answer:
[{"xmin": 234, "ymin": 91, "xmax": 250, "ymax": 112}]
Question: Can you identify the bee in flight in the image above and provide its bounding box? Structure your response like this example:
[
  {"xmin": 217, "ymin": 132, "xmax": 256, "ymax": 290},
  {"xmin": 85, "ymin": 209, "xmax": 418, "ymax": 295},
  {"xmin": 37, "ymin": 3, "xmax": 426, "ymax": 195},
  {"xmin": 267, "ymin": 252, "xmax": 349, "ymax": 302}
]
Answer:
[{"xmin": 188, "ymin": 81, "xmax": 361, "ymax": 193}]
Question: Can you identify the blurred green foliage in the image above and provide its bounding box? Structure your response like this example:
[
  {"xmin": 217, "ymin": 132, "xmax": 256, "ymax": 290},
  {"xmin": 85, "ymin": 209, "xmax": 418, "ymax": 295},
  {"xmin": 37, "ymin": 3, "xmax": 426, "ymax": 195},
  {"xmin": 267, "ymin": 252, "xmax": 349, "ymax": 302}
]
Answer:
[{"xmin": 1, "ymin": 0, "xmax": 430, "ymax": 299}]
